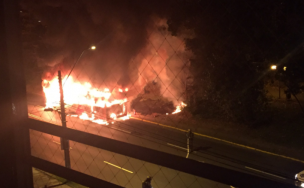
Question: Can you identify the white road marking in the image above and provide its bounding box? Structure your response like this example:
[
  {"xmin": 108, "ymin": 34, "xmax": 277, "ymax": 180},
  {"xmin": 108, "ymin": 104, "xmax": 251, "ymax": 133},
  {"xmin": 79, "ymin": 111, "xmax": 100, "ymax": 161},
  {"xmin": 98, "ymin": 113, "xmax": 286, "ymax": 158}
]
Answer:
[
  {"xmin": 245, "ymin": 166, "xmax": 286, "ymax": 180},
  {"xmin": 167, "ymin": 143, "xmax": 187, "ymax": 150},
  {"xmin": 52, "ymin": 140, "xmax": 73, "ymax": 150},
  {"xmin": 130, "ymin": 117, "xmax": 304, "ymax": 164},
  {"xmin": 52, "ymin": 141, "xmax": 61, "ymax": 145},
  {"xmin": 110, "ymin": 127, "xmax": 131, "ymax": 134},
  {"xmin": 104, "ymin": 161, "xmax": 133, "ymax": 173}
]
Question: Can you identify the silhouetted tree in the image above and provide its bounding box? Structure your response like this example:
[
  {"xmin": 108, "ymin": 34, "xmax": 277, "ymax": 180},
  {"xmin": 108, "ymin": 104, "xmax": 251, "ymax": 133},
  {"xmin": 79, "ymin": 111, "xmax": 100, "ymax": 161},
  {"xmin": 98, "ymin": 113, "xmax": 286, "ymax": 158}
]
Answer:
[{"xmin": 167, "ymin": 0, "xmax": 304, "ymax": 124}]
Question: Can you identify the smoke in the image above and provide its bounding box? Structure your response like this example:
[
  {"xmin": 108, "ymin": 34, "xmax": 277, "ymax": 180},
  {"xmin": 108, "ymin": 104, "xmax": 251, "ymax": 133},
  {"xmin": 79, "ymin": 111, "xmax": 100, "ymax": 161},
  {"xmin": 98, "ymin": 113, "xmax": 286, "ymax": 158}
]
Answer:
[
  {"xmin": 21, "ymin": 0, "xmax": 191, "ymax": 104},
  {"xmin": 130, "ymin": 18, "xmax": 191, "ymax": 104}
]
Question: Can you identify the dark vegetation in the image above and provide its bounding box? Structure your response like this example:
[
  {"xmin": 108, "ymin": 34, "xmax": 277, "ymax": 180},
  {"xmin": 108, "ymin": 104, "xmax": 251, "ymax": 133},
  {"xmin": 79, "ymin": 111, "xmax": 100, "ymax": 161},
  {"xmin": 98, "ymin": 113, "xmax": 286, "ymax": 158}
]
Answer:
[{"xmin": 165, "ymin": 0, "xmax": 304, "ymax": 125}]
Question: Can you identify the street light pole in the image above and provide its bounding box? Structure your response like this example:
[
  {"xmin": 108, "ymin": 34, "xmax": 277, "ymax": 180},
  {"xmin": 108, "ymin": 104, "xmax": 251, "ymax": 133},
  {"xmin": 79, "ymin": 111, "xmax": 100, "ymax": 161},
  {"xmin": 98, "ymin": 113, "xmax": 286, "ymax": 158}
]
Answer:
[
  {"xmin": 56, "ymin": 35, "xmax": 109, "ymax": 167},
  {"xmin": 279, "ymin": 81, "xmax": 281, "ymax": 99},
  {"xmin": 58, "ymin": 70, "xmax": 71, "ymax": 168},
  {"xmin": 63, "ymin": 33, "xmax": 113, "ymax": 86},
  {"xmin": 270, "ymin": 65, "xmax": 281, "ymax": 99},
  {"xmin": 58, "ymin": 45, "xmax": 97, "ymax": 165},
  {"xmin": 64, "ymin": 46, "xmax": 96, "ymax": 86}
]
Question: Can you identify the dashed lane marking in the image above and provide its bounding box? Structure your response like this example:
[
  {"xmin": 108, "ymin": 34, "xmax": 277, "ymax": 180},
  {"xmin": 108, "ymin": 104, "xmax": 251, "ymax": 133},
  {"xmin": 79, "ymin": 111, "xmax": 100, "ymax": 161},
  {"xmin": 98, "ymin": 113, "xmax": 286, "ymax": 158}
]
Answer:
[
  {"xmin": 130, "ymin": 117, "xmax": 187, "ymax": 132},
  {"xmin": 110, "ymin": 127, "xmax": 131, "ymax": 134},
  {"xmin": 104, "ymin": 161, "xmax": 133, "ymax": 173},
  {"xmin": 52, "ymin": 140, "xmax": 73, "ymax": 150},
  {"xmin": 167, "ymin": 143, "xmax": 187, "ymax": 150},
  {"xmin": 30, "ymin": 113, "xmax": 304, "ymax": 164}
]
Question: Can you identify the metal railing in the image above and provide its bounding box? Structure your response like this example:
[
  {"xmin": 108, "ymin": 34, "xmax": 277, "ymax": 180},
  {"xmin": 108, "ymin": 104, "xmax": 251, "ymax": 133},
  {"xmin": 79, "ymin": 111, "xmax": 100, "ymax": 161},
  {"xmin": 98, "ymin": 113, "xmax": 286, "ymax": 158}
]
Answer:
[{"xmin": 28, "ymin": 118, "xmax": 296, "ymax": 188}]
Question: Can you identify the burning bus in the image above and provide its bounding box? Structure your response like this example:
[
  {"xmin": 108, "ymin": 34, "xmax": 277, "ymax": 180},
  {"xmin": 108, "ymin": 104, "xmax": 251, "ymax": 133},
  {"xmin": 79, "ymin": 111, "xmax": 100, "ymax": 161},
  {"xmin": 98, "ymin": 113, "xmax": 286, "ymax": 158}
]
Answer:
[{"xmin": 42, "ymin": 76, "xmax": 130, "ymax": 124}]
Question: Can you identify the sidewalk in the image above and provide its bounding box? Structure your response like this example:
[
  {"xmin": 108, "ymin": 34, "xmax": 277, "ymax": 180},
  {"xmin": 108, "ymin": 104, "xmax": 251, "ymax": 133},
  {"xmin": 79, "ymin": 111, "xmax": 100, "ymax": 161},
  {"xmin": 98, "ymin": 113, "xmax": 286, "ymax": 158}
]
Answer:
[{"xmin": 32, "ymin": 168, "xmax": 72, "ymax": 188}]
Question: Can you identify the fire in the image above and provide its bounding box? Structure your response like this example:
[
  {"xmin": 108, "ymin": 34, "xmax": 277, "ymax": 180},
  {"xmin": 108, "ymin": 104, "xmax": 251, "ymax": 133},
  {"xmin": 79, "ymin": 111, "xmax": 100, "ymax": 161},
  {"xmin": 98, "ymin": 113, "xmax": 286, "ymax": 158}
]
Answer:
[
  {"xmin": 43, "ymin": 75, "xmax": 186, "ymax": 125},
  {"xmin": 42, "ymin": 76, "xmax": 129, "ymax": 124},
  {"xmin": 110, "ymin": 113, "xmax": 117, "ymax": 120},
  {"xmin": 172, "ymin": 102, "xmax": 187, "ymax": 114},
  {"xmin": 118, "ymin": 88, "xmax": 128, "ymax": 92},
  {"xmin": 79, "ymin": 113, "xmax": 94, "ymax": 120}
]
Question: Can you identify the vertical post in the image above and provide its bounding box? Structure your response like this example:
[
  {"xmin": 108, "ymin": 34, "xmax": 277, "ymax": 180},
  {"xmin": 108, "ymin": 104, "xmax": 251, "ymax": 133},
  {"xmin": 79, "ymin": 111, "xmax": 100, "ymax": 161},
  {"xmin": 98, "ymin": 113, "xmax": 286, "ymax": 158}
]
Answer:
[
  {"xmin": 278, "ymin": 81, "xmax": 281, "ymax": 99},
  {"xmin": 123, "ymin": 104, "xmax": 126, "ymax": 116},
  {"xmin": 58, "ymin": 71, "xmax": 71, "ymax": 168},
  {"xmin": 105, "ymin": 106, "xmax": 108, "ymax": 121},
  {"xmin": 186, "ymin": 129, "xmax": 193, "ymax": 158},
  {"xmin": 124, "ymin": 90, "xmax": 128, "ymax": 116},
  {"xmin": 186, "ymin": 143, "xmax": 190, "ymax": 158}
]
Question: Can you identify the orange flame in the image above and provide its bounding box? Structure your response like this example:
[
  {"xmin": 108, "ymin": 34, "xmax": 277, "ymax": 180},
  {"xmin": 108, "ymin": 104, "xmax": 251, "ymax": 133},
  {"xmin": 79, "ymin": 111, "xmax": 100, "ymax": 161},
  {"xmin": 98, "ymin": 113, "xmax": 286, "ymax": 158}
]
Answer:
[
  {"xmin": 42, "ymin": 76, "xmax": 129, "ymax": 124},
  {"xmin": 172, "ymin": 102, "xmax": 187, "ymax": 114}
]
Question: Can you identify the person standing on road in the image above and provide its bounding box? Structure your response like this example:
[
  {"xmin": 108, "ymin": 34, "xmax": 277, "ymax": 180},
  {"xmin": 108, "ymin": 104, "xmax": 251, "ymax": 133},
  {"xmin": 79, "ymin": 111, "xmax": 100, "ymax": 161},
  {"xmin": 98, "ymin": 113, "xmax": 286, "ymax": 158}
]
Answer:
[{"xmin": 186, "ymin": 129, "xmax": 194, "ymax": 158}]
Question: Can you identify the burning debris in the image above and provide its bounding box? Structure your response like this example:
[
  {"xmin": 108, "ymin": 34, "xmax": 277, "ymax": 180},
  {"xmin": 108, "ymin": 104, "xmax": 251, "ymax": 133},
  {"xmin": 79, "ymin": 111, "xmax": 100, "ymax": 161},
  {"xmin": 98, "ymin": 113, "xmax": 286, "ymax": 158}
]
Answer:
[
  {"xmin": 131, "ymin": 96, "xmax": 175, "ymax": 115},
  {"xmin": 131, "ymin": 82, "xmax": 175, "ymax": 115},
  {"xmin": 172, "ymin": 102, "xmax": 187, "ymax": 114}
]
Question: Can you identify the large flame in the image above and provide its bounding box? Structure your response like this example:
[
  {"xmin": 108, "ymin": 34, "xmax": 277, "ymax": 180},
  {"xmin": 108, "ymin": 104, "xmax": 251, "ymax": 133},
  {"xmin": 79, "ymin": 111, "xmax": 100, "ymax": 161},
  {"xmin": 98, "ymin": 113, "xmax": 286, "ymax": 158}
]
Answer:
[
  {"xmin": 42, "ymin": 76, "xmax": 129, "ymax": 124},
  {"xmin": 172, "ymin": 102, "xmax": 187, "ymax": 114},
  {"xmin": 43, "ymin": 75, "xmax": 184, "ymax": 125}
]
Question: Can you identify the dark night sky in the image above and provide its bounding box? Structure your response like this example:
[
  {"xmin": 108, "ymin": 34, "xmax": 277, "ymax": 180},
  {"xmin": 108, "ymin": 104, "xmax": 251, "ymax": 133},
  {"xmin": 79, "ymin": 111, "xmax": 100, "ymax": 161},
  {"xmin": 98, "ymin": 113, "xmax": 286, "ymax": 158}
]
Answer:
[
  {"xmin": 20, "ymin": 0, "xmax": 304, "ymax": 104},
  {"xmin": 20, "ymin": 0, "xmax": 304, "ymax": 73},
  {"xmin": 20, "ymin": 0, "xmax": 192, "ymax": 102}
]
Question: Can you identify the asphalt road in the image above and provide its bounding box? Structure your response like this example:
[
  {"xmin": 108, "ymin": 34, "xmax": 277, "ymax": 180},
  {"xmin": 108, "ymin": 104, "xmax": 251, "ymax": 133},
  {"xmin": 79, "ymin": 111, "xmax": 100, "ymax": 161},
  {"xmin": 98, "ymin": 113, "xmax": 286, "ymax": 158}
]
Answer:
[
  {"xmin": 29, "ymin": 108, "xmax": 229, "ymax": 188},
  {"xmin": 27, "ymin": 93, "xmax": 304, "ymax": 187}
]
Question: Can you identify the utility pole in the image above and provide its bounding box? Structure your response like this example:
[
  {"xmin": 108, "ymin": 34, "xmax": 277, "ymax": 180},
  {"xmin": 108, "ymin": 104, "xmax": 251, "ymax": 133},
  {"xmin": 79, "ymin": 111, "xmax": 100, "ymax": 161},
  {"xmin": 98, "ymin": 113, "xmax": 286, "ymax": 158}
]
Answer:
[
  {"xmin": 105, "ymin": 107, "xmax": 108, "ymax": 121},
  {"xmin": 58, "ymin": 71, "xmax": 71, "ymax": 168},
  {"xmin": 186, "ymin": 129, "xmax": 194, "ymax": 158},
  {"xmin": 278, "ymin": 81, "xmax": 281, "ymax": 99}
]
